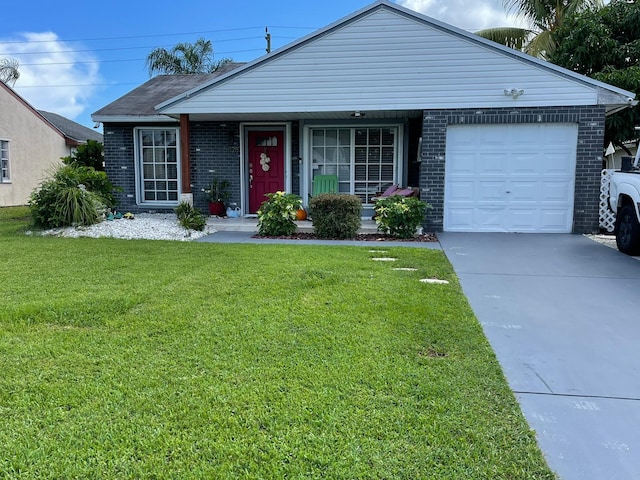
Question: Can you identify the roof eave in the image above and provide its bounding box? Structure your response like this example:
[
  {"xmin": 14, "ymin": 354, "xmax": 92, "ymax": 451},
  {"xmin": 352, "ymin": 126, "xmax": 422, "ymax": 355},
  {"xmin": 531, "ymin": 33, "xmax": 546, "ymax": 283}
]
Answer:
[{"xmin": 92, "ymin": 114, "xmax": 179, "ymax": 124}]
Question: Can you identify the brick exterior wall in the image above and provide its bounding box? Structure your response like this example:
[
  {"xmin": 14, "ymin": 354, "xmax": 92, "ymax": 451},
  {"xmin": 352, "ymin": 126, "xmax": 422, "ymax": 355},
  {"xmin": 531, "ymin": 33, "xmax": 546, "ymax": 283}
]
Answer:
[
  {"xmin": 190, "ymin": 122, "xmax": 242, "ymax": 213},
  {"xmin": 419, "ymin": 106, "xmax": 605, "ymax": 233},
  {"xmin": 103, "ymin": 121, "xmax": 299, "ymax": 214}
]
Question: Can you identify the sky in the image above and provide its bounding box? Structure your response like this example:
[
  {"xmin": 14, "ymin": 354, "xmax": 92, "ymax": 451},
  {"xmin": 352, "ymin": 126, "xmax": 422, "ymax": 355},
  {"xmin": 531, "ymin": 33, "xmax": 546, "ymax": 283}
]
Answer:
[{"xmin": 1, "ymin": 0, "xmax": 532, "ymax": 129}]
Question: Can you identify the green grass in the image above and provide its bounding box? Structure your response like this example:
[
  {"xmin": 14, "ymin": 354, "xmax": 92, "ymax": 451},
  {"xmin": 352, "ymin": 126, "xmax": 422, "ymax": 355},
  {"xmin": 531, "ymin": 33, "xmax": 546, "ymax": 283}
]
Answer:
[{"xmin": 0, "ymin": 206, "xmax": 555, "ymax": 479}]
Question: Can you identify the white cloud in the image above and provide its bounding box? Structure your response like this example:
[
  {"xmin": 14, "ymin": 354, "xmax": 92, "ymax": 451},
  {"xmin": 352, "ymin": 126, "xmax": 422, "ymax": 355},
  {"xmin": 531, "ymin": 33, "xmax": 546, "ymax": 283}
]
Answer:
[
  {"xmin": 0, "ymin": 32, "xmax": 101, "ymax": 120},
  {"xmin": 397, "ymin": 0, "xmax": 529, "ymax": 31}
]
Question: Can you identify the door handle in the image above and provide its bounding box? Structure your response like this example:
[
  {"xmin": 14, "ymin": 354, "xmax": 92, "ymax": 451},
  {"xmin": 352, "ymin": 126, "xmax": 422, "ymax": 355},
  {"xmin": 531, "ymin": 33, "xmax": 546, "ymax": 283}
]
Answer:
[{"xmin": 249, "ymin": 174, "xmax": 253, "ymax": 189}]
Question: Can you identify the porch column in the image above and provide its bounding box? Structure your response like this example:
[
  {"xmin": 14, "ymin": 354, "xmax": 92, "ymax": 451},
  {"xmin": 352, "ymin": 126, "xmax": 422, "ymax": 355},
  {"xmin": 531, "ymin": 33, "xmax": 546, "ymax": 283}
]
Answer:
[{"xmin": 179, "ymin": 114, "xmax": 192, "ymax": 204}]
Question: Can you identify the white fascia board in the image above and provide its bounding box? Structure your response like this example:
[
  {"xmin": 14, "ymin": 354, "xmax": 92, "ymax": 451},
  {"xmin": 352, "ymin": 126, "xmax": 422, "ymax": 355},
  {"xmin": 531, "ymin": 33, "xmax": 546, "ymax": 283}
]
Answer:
[{"xmin": 91, "ymin": 115, "xmax": 179, "ymax": 124}]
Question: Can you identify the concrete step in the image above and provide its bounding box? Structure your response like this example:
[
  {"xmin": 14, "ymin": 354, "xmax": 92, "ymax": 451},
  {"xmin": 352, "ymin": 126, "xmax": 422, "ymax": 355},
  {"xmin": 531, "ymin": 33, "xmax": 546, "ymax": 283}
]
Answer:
[{"xmin": 209, "ymin": 217, "xmax": 378, "ymax": 233}]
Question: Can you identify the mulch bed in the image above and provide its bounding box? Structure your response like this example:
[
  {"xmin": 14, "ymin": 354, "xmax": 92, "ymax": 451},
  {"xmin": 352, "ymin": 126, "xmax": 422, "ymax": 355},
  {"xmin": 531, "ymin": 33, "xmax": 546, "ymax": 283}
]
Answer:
[{"xmin": 252, "ymin": 232, "xmax": 439, "ymax": 242}]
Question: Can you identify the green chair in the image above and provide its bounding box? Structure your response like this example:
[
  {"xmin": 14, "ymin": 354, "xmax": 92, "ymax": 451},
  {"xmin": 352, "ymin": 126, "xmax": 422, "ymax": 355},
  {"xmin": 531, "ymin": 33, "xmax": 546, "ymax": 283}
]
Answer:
[{"xmin": 312, "ymin": 175, "xmax": 338, "ymax": 196}]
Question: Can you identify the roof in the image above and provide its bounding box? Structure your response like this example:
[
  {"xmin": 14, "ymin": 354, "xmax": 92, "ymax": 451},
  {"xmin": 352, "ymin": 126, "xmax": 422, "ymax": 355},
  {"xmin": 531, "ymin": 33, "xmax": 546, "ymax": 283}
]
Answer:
[
  {"xmin": 38, "ymin": 110, "xmax": 103, "ymax": 143},
  {"xmin": 93, "ymin": 1, "xmax": 635, "ymax": 122},
  {"xmin": 92, "ymin": 62, "xmax": 245, "ymax": 122},
  {"xmin": 1, "ymin": 81, "xmax": 101, "ymax": 145}
]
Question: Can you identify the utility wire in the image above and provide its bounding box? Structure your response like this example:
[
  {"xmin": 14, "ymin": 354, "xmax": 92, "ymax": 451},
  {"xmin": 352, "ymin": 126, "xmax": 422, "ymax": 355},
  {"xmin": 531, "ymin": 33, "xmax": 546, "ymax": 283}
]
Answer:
[{"xmin": 0, "ymin": 26, "xmax": 317, "ymax": 46}]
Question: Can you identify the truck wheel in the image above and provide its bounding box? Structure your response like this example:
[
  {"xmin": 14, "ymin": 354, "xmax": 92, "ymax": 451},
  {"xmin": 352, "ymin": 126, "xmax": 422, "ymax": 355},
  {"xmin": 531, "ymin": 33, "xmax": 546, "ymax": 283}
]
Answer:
[{"xmin": 616, "ymin": 205, "xmax": 640, "ymax": 255}]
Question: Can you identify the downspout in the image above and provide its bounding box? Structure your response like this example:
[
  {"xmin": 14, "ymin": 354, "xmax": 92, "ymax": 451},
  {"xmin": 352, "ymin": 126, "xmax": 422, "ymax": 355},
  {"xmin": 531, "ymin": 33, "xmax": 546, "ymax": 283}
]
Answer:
[{"xmin": 179, "ymin": 114, "xmax": 192, "ymax": 205}]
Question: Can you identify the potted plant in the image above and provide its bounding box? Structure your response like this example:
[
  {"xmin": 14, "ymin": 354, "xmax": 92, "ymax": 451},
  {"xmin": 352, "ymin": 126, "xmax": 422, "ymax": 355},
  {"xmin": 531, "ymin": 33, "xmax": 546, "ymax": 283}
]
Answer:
[{"xmin": 203, "ymin": 178, "xmax": 230, "ymax": 216}]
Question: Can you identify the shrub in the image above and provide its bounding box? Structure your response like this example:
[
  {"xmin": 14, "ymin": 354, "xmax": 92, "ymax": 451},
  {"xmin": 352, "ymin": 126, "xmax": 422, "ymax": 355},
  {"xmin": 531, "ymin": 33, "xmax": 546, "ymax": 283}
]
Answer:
[
  {"xmin": 257, "ymin": 191, "xmax": 302, "ymax": 236},
  {"xmin": 175, "ymin": 202, "xmax": 206, "ymax": 231},
  {"xmin": 29, "ymin": 165, "xmax": 110, "ymax": 229},
  {"xmin": 374, "ymin": 196, "xmax": 431, "ymax": 239},
  {"xmin": 309, "ymin": 194, "xmax": 362, "ymax": 239}
]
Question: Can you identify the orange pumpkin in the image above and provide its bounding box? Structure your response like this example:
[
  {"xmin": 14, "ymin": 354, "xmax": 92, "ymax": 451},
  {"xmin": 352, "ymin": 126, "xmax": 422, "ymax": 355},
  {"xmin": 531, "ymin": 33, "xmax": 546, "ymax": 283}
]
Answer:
[{"xmin": 296, "ymin": 208, "xmax": 307, "ymax": 221}]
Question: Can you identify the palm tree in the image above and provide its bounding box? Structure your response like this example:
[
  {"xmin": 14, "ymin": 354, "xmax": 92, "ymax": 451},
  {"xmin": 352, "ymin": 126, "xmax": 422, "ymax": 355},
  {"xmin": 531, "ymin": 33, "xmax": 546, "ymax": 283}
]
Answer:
[
  {"xmin": 146, "ymin": 37, "xmax": 231, "ymax": 76},
  {"xmin": 0, "ymin": 57, "xmax": 20, "ymax": 86},
  {"xmin": 476, "ymin": 0, "xmax": 603, "ymax": 59}
]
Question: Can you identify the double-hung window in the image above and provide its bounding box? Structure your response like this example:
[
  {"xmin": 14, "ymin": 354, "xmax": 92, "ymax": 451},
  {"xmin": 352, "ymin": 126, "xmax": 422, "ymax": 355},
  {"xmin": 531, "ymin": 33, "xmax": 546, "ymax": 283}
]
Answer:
[
  {"xmin": 1, "ymin": 140, "xmax": 10, "ymax": 183},
  {"xmin": 310, "ymin": 127, "xmax": 399, "ymax": 204},
  {"xmin": 135, "ymin": 128, "xmax": 180, "ymax": 204}
]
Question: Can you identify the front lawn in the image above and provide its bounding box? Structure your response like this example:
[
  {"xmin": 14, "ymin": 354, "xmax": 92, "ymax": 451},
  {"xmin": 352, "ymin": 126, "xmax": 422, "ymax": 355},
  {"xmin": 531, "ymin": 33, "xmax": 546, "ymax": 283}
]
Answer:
[{"xmin": 0, "ymin": 207, "xmax": 554, "ymax": 479}]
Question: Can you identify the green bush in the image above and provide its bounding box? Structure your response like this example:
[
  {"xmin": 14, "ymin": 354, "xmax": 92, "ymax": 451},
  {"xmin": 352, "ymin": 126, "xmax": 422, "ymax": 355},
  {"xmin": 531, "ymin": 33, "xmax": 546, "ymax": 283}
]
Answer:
[
  {"xmin": 175, "ymin": 202, "xmax": 206, "ymax": 231},
  {"xmin": 374, "ymin": 195, "xmax": 431, "ymax": 239},
  {"xmin": 29, "ymin": 165, "xmax": 110, "ymax": 229},
  {"xmin": 257, "ymin": 191, "xmax": 302, "ymax": 236},
  {"xmin": 309, "ymin": 194, "xmax": 362, "ymax": 239}
]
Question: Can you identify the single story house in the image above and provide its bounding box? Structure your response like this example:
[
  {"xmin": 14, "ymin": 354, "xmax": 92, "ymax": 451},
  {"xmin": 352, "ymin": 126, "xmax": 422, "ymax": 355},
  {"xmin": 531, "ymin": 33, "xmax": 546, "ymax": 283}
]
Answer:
[
  {"xmin": 92, "ymin": 0, "xmax": 635, "ymax": 233},
  {"xmin": 0, "ymin": 81, "xmax": 103, "ymax": 206}
]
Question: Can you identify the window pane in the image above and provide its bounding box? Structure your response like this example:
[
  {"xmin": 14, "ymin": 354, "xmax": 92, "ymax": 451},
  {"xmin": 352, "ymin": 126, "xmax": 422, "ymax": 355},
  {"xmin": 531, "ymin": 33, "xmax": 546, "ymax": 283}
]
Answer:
[
  {"xmin": 168, "ymin": 192, "xmax": 178, "ymax": 201},
  {"xmin": 325, "ymin": 129, "xmax": 337, "ymax": 146},
  {"xmin": 339, "ymin": 129, "xmax": 350, "ymax": 145},
  {"xmin": 141, "ymin": 131, "xmax": 154, "ymax": 146},
  {"xmin": 382, "ymin": 128, "xmax": 394, "ymax": 146},
  {"xmin": 368, "ymin": 129, "xmax": 381, "ymax": 145},
  {"xmin": 312, "ymin": 130, "xmax": 325, "ymax": 146},
  {"xmin": 155, "ymin": 164, "xmax": 166, "ymax": 179},
  {"xmin": 167, "ymin": 164, "xmax": 178, "ymax": 179},
  {"xmin": 355, "ymin": 129, "xmax": 367, "ymax": 145}
]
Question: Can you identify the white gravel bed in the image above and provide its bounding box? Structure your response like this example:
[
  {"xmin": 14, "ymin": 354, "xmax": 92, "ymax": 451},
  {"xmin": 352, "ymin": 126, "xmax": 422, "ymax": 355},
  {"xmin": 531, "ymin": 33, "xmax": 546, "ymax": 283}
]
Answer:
[
  {"xmin": 37, "ymin": 213, "xmax": 217, "ymax": 241},
  {"xmin": 585, "ymin": 233, "xmax": 617, "ymax": 250}
]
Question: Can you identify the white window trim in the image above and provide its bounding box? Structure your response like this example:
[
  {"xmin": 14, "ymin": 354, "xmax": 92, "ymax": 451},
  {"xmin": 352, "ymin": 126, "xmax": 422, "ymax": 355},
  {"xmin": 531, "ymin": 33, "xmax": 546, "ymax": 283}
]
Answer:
[
  {"xmin": 0, "ymin": 139, "xmax": 10, "ymax": 184},
  {"xmin": 302, "ymin": 124, "xmax": 404, "ymax": 205},
  {"xmin": 133, "ymin": 127, "xmax": 181, "ymax": 207}
]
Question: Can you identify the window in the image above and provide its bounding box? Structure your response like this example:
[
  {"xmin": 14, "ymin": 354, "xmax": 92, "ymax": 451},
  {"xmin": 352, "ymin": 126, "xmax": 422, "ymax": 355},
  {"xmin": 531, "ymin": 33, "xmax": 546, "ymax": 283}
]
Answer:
[
  {"xmin": 311, "ymin": 127, "xmax": 398, "ymax": 204},
  {"xmin": 1, "ymin": 140, "xmax": 9, "ymax": 183},
  {"xmin": 135, "ymin": 128, "xmax": 179, "ymax": 204}
]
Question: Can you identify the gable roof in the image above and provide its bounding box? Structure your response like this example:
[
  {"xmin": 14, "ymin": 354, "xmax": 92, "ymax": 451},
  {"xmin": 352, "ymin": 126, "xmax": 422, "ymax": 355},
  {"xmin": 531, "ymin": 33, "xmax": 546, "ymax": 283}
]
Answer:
[
  {"xmin": 1, "ymin": 81, "xmax": 102, "ymax": 146},
  {"xmin": 93, "ymin": 0, "xmax": 635, "ymax": 123},
  {"xmin": 92, "ymin": 62, "xmax": 245, "ymax": 122},
  {"xmin": 38, "ymin": 110, "xmax": 103, "ymax": 143}
]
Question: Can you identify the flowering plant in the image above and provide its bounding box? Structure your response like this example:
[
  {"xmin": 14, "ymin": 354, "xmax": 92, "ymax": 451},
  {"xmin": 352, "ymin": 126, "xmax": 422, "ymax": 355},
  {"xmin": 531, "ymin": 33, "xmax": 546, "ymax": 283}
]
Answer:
[{"xmin": 257, "ymin": 191, "xmax": 302, "ymax": 236}]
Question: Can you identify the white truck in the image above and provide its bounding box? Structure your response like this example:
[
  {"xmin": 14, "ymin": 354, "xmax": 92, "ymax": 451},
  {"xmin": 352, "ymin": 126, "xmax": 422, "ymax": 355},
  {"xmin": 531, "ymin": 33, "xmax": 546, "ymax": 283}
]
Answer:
[{"xmin": 609, "ymin": 149, "xmax": 640, "ymax": 255}]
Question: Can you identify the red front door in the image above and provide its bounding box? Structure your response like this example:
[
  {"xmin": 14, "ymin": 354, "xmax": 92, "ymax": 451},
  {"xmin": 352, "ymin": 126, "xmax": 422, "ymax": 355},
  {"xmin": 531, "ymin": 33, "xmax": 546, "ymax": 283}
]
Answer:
[{"xmin": 248, "ymin": 130, "xmax": 285, "ymax": 213}]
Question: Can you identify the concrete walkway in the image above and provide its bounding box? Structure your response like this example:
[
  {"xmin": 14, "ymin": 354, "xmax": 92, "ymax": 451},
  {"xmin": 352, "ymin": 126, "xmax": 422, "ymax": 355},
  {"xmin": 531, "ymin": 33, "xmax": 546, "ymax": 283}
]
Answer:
[{"xmin": 438, "ymin": 233, "xmax": 640, "ymax": 480}]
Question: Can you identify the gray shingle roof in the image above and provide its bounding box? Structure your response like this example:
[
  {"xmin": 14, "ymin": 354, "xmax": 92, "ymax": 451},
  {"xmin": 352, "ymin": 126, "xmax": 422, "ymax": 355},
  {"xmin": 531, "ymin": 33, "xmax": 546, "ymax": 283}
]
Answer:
[
  {"xmin": 92, "ymin": 62, "xmax": 245, "ymax": 118},
  {"xmin": 38, "ymin": 110, "xmax": 104, "ymax": 143}
]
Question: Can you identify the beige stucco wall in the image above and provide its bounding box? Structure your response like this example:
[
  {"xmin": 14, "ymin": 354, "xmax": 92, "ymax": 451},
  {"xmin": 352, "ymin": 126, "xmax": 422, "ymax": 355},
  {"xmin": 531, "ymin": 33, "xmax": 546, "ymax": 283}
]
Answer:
[{"xmin": 0, "ymin": 87, "xmax": 70, "ymax": 206}]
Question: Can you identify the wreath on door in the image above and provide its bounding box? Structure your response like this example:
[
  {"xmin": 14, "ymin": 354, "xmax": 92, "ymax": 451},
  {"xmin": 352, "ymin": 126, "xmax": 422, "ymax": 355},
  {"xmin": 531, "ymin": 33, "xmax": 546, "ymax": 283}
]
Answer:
[{"xmin": 259, "ymin": 152, "xmax": 271, "ymax": 172}]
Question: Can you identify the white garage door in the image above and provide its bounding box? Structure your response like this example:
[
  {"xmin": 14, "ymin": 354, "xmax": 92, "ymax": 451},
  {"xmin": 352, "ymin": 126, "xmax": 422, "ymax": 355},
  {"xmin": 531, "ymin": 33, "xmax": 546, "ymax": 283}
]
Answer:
[{"xmin": 444, "ymin": 123, "xmax": 578, "ymax": 233}]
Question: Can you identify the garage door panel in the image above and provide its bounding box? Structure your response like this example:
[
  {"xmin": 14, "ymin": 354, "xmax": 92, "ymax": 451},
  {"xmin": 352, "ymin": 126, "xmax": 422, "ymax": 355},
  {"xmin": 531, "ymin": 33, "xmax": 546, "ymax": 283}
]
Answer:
[
  {"xmin": 479, "ymin": 155, "xmax": 508, "ymax": 175},
  {"xmin": 479, "ymin": 181, "xmax": 508, "ymax": 201},
  {"xmin": 541, "ymin": 181, "xmax": 572, "ymax": 202},
  {"xmin": 477, "ymin": 209, "xmax": 507, "ymax": 231},
  {"xmin": 447, "ymin": 209, "xmax": 476, "ymax": 230},
  {"xmin": 539, "ymin": 209, "xmax": 572, "ymax": 231},
  {"xmin": 508, "ymin": 209, "xmax": 539, "ymax": 231},
  {"xmin": 447, "ymin": 181, "xmax": 475, "ymax": 201},
  {"xmin": 445, "ymin": 123, "xmax": 577, "ymax": 233},
  {"xmin": 509, "ymin": 181, "xmax": 539, "ymax": 203}
]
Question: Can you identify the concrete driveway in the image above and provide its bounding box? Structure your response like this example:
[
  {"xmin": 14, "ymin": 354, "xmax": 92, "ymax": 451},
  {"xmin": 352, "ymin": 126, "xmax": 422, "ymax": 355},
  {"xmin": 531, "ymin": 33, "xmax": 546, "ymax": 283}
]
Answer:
[{"xmin": 438, "ymin": 233, "xmax": 640, "ymax": 480}]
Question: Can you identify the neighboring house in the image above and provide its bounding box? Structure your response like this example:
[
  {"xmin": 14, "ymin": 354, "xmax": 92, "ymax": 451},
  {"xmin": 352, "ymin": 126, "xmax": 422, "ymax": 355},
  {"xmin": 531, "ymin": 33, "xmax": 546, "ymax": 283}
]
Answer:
[
  {"xmin": 0, "ymin": 82, "xmax": 104, "ymax": 206},
  {"xmin": 92, "ymin": 0, "xmax": 635, "ymax": 233}
]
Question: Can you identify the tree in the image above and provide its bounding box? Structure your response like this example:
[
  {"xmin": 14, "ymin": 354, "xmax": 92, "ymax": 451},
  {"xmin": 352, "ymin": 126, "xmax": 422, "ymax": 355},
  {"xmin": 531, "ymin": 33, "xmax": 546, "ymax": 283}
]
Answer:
[
  {"xmin": 145, "ymin": 37, "xmax": 231, "ymax": 76},
  {"xmin": 476, "ymin": 0, "xmax": 603, "ymax": 59},
  {"xmin": 0, "ymin": 57, "xmax": 20, "ymax": 86},
  {"xmin": 62, "ymin": 140, "xmax": 105, "ymax": 171},
  {"xmin": 549, "ymin": 0, "xmax": 640, "ymax": 150}
]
